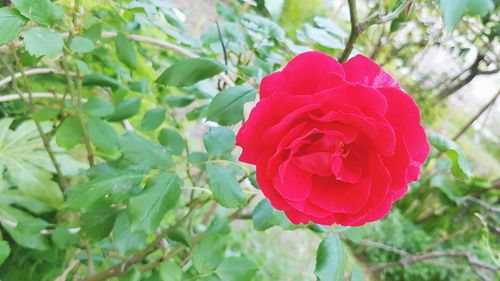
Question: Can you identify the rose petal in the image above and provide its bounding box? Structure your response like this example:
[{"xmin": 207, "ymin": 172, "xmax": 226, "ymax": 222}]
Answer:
[
  {"xmin": 287, "ymin": 200, "xmax": 332, "ymax": 218},
  {"xmin": 260, "ymin": 51, "xmax": 346, "ymax": 98},
  {"xmin": 343, "ymin": 55, "xmax": 400, "ymax": 89},
  {"xmin": 379, "ymin": 87, "xmax": 429, "ymax": 168},
  {"xmin": 292, "ymin": 152, "xmax": 333, "ymax": 177},
  {"xmin": 273, "ymin": 160, "xmax": 312, "ymax": 201},
  {"xmin": 309, "ymin": 175, "xmax": 371, "ymax": 214},
  {"xmin": 334, "ymin": 151, "xmax": 362, "ymax": 184}
]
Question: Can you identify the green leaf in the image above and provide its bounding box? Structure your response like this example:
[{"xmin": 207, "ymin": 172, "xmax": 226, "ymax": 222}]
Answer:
[
  {"xmin": 70, "ymin": 36, "xmax": 95, "ymax": 53},
  {"xmin": 12, "ymin": 0, "xmax": 62, "ymax": 26},
  {"xmin": 206, "ymin": 86, "xmax": 256, "ymax": 126},
  {"xmin": 168, "ymin": 228, "xmax": 192, "ymax": 248},
  {"xmin": 23, "ymin": 27, "xmax": 63, "ymax": 57},
  {"xmin": 66, "ymin": 172, "xmax": 144, "ymax": 211},
  {"xmin": 350, "ymin": 265, "xmax": 366, "ymax": 281},
  {"xmin": 81, "ymin": 206, "xmax": 118, "ymax": 242},
  {"xmin": 115, "ymin": 32, "xmax": 138, "ymax": 70},
  {"xmin": 198, "ymin": 275, "xmax": 221, "ymax": 281},
  {"xmin": 165, "ymin": 95, "xmax": 195, "ymax": 108},
  {"xmin": 83, "ymin": 74, "xmax": 121, "ymax": 89},
  {"xmin": 75, "ymin": 59, "xmax": 92, "ymax": 74},
  {"xmin": 0, "ymin": 8, "xmax": 26, "ymax": 45},
  {"xmin": 440, "ymin": 0, "xmax": 467, "ymax": 29},
  {"xmin": 51, "ymin": 226, "xmax": 78, "ymax": 249},
  {"xmin": 112, "ymin": 211, "xmax": 146, "ymax": 255},
  {"xmin": 204, "ymin": 127, "xmax": 235, "ymax": 157},
  {"xmin": 122, "ymin": 268, "xmax": 141, "ymax": 281},
  {"xmin": 207, "ymin": 164, "xmax": 245, "ymax": 208},
  {"xmin": 252, "ymin": 198, "xmax": 294, "ymax": 231},
  {"xmin": 88, "ymin": 119, "xmax": 119, "ymax": 154},
  {"xmin": 0, "ymin": 240, "xmax": 10, "ymax": 266},
  {"xmin": 0, "ymin": 205, "xmax": 49, "ymax": 250},
  {"xmin": 32, "ymin": 108, "xmax": 59, "ymax": 122},
  {"xmin": 438, "ymin": 0, "xmax": 492, "ymax": 29},
  {"xmin": 315, "ymin": 234, "xmax": 347, "ymax": 281},
  {"xmin": 216, "ymin": 257, "xmax": 258, "ymax": 281},
  {"xmin": 429, "ymin": 132, "xmax": 472, "ymax": 179},
  {"xmin": 83, "ymin": 96, "xmax": 115, "ymax": 117},
  {"xmin": 192, "ymin": 234, "xmax": 225, "ymax": 273},
  {"xmin": 7, "ymin": 161, "xmax": 63, "ymax": 208},
  {"xmin": 0, "ymin": 120, "xmax": 63, "ymax": 208},
  {"xmin": 304, "ymin": 23, "xmax": 343, "ymax": 49},
  {"xmin": 84, "ymin": 24, "xmax": 102, "ymax": 42},
  {"xmin": 430, "ymin": 175, "xmax": 464, "ymax": 202},
  {"xmin": 155, "ymin": 58, "xmax": 226, "ymax": 87},
  {"xmin": 107, "ymin": 98, "xmax": 141, "ymax": 122},
  {"xmin": 340, "ymin": 226, "xmax": 366, "ymax": 243},
  {"xmin": 159, "ymin": 261, "xmax": 182, "ymax": 281},
  {"xmin": 56, "ymin": 116, "xmax": 84, "ymax": 150},
  {"xmin": 119, "ymin": 132, "xmax": 174, "ymax": 169},
  {"xmin": 158, "ymin": 128, "xmax": 186, "ymax": 156},
  {"xmin": 206, "ymin": 213, "xmax": 231, "ymax": 236},
  {"xmin": 129, "ymin": 173, "xmax": 181, "ymax": 232},
  {"xmin": 465, "ymin": 0, "xmax": 494, "ymax": 16},
  {"xmin": 141, "ymin": 107, "xmax": 166, "ymax": 131},
  {"xmin": 0, "ymin": 194, "xmax": 52, "ymax": 214}
]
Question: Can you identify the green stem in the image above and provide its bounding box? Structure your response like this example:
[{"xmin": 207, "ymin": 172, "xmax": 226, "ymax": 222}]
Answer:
[
  {"xmin": 339, "ymin": 0, "xmax": 413, "ymax": 63},
  {"xmin": 60, "ymin": 54, "xmax": 95, "ymax": 166},
  {"xmin": 3, "ymin": 49, "xmax": 69, "ymax": 191}
]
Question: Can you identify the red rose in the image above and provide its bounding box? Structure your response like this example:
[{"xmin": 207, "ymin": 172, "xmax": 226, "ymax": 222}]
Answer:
[{"xmin": 236, "ymin": 52, "xmax": 429, "ymax": 226}]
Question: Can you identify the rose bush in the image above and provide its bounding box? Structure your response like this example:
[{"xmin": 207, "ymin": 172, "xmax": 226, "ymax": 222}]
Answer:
[{"xmin": 237, "ymin": 51, "xmax": 430, "ymax": 226}]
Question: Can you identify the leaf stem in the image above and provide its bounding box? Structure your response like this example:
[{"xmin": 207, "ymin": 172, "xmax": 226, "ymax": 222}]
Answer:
[
  {"xmin": 339, "ymin": 0, "xmax": 413, "ymax": 63},
  {"xmin": 60, "ymin": 53, "xmax": 95, "ymax": 166},
  {"xmin": 2, "ymin": 49, "xmax": 69, "ymax": 191}
]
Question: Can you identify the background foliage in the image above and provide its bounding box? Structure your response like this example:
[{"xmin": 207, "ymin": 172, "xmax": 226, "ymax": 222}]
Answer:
[{"xmin": 0, "ymin": 0, "xmax": 499, "ymax": 280}]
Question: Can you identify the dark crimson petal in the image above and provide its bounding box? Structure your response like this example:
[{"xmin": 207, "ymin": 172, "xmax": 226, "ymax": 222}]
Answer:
[
  {"xmin": 309, "ymin": 175, "xmax": 371, "ymax": 214},
  {"xmin": 342, "ymin": 55, "xmax": 400, "ymax": 89},
  {"xmin": 260, "ymin": 51, "xmax": 346, "ymax": 99}
]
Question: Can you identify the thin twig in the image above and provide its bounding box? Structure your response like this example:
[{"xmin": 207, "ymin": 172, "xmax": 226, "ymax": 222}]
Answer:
[
  {"xmin": 339, "ymin": 0, "xmax": 413, "ymax": 62},
  {"xmin": 452, "ymin": 89, "xmax": 500, "ymax": 141},
  {"xmin": 339, "ymin": 0, "xmax": 359, "ymax": 63},
  {"xmin": 1, "ymin": 32, "xmax": 235, "ymax": 87},
  {"xmin": 3, "ymin": 48, "xmax": 69, "ymax": 191},
  {"xmin": 81, "ymin": 202, "xmax": 199, "ymax": 281},
  {"xmin": 0, "ymin": 68, "xmax": 58, "ymax": 89},
  {"xmin": 60, "ymin": 54, "xmax": 95, "ymax": 166},
  {"xmin": 459, "ymin": 196, "xmax": 500, "ymax": 213},
  {"xmin": 365, "ymin": 251, "xmax": 499, "ymax": 274},
  {"xmin": 55, "ymin": 259, "xmax": 80, "ymax": 281},
  {"xmin": 358, "ymin": 239, "xmax": 410, "ymax": 256}
]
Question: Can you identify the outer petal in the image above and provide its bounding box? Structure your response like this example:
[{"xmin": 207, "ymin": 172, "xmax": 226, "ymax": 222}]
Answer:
[
  {"xmin": 260, "ymin": 51, "xmax": 346, "ymax": 98},
  {"xmin": 379, "ymin": 87, "xmax": 430, "ymax": 181},
  {"xmin": 343, "ymin": 55, "xmax": 400, "ymax": 89}
]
